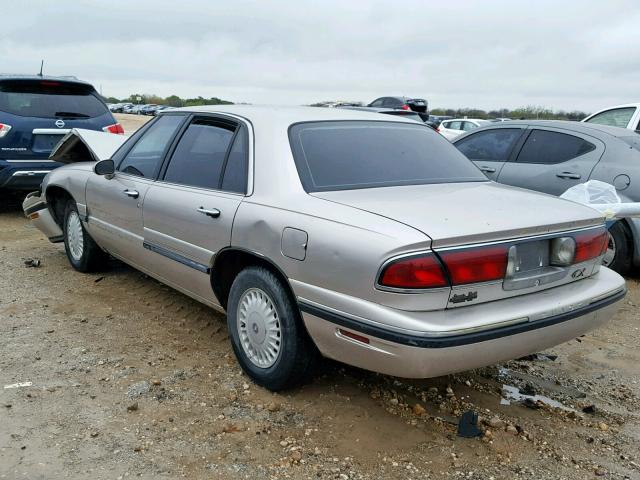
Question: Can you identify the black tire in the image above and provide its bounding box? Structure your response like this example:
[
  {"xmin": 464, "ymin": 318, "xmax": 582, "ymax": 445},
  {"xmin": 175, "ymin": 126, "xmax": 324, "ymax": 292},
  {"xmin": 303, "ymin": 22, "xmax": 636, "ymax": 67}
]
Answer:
[
  {"xmin": 605, "ymin": 221, "xmax": 632, "ymax": 275},
  {"xmin": 227, "ymin": 266, "xmax": 319, "ymax": 391},
  {"xmin": 63, "ymin": 201, "xmax": 108, "ymax": 273}
]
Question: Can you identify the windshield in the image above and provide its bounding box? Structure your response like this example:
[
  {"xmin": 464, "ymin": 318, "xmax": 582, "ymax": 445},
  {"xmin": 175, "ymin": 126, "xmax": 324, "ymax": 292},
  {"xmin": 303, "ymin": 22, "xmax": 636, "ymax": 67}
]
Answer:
[
  {"xmin": 289, "ymin": 121, "xmax": 487, "ymax": 192},
  {"xmin": 0, "ymin": 80, "xmax": 108, "ymax": 118}
]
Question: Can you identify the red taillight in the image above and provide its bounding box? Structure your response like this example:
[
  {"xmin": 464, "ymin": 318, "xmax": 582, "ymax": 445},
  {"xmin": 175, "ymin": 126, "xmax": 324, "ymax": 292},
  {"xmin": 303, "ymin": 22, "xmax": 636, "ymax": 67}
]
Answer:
[
  {"xmin": 379, "ymin": 254, "xmax": 448, "ymax": 289},
  {"xmin": 401, "ymin": 104, "xmax": 410, "ymax": 110},
  {"xmin": 439, "ymin": 246, "xmax": 508, "ymax": 285},
  {"xmin": 574, "ymin": 229, "xmax": 608, "ymax": 263},
  {"xmin": 436, "ymin": 127, "xmax": 441, "ymax": 133},
  {"xmin": 0, "ymin": 123, "xmax": 11, "ymax": 138},
  {"xmin": 103, "ymin": 123, "xmax": 124, "ymax": 135}
]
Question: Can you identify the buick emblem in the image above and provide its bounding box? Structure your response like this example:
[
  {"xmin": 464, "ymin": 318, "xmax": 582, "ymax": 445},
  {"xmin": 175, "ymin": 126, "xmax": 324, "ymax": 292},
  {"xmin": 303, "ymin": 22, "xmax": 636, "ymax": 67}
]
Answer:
[{"xmin": 55, "ymin": 119, "xmax": 65, "ymax": 128}]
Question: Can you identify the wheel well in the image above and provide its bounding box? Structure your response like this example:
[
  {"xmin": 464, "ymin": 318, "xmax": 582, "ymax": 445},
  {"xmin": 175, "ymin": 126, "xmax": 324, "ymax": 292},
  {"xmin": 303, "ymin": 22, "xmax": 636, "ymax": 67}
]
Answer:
[
  {"xmin": 45, "ymin": 186, "xmax": 73, "ymax": 227},
  {"xmin": 211, "ymin": 249, "xmax": 295, "ymax": 310}
]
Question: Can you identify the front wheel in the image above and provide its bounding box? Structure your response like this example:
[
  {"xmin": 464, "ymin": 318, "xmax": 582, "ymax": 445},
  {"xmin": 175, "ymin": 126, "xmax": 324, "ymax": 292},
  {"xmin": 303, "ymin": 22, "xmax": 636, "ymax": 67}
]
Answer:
[
  {"xmin": 226, "ymin": 266, "xmax": 319, "ymax": 391},
  {"xmin": 63, "ymin": 201, "xmax": 108, "ymax": 272}
]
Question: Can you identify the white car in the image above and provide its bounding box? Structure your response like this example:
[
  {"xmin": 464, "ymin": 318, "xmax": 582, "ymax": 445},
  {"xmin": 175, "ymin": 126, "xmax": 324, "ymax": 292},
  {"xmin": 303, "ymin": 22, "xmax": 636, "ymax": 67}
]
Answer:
[
  {"xmin": 438, "ymin": 118, "xmax": 491, "ymax": 140},
  {"xmin": 583, "ymin": 103, "xmax": 640, "ymax": 131}
]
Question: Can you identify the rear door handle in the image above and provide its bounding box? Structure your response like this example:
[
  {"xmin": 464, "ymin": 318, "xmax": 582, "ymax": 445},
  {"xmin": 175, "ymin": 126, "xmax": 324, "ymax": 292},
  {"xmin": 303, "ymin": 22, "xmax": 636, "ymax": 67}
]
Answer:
[
  {"xmin": 197, "ymin": 207, "xmax": 221, "ymax": 218},
  {"xmin": 556, "ymin": 172, "xmax": 581, "ymax": 180},
  {"xmin": 124, "ymin": 189, "xmax": 139, "ymax": 198},
  {"xmin": 479, "ymin": 166, "xmax": 496, "ymax": 173}
]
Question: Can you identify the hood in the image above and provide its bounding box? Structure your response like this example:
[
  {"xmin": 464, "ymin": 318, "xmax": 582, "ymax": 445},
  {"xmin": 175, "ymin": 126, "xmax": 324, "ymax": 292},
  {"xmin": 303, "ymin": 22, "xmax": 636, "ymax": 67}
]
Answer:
[
  {"xmin": 312, "ymin": 182, "xmax": 604, "ymax": 247},
  {"xmin": 49, "ymin": 128, "xmax": 127, "ymax": 163}
]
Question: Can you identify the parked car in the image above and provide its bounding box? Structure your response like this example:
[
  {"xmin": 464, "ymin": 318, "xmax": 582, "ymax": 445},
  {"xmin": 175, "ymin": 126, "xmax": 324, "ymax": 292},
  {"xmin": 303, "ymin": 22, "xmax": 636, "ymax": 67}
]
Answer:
[
  {"xmin": 140, "ymin": 104, "xmax": 160, "ymax": 116},
  {"xmin": 0, "ymin": 74, "xmax": 123, "ymax": 192},
  {"xmin": 367, "ymin": 96, "xmax": 428, "ymax": 119},
  {"xmin": 453, "ymin": 120, "xmax": 640, "ymax": 274},
  {"xmin": 127, "ymin": 104, "xmax": 146, "ymax": 115},
  {"xmin": 583, "ymin": 103, "xmax": 640, "ymax": 132},
  {"xmin": 427, "ymin": 115, "xmax": 453, "ymax": 127},
  {"xmin": 112, "ymin": 103, "xmax": 133, "ymax": 113},
  {"xmin": 23, "ymin": 106, "xmax": 625, "ymax": 391},
  {"xmin": 153, "ymin": 105, "xmax": 175, "ymax": 115},
  {"xmin": 438, "ymin": 118, "xmax": 491, "ymax": 140}
]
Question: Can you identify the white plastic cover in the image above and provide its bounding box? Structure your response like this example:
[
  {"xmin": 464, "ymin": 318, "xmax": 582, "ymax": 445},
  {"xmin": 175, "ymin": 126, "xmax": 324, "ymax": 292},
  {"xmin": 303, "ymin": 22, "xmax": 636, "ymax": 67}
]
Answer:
[{"xmin": 560, "ymin": 180, "xmax": 640, "ymax": 219}]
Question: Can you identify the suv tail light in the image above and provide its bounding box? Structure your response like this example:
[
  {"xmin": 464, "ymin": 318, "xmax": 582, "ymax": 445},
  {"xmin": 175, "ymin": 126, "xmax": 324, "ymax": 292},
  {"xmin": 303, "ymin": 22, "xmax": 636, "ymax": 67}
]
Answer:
[
  {"xmin": 378, "ymin": 254, "xmax": 448, "ymax": 289},
  {"xmin": 401, "ymin": 104, "xmax": 410, "ymax": 111},
  {"xmin": 103, "ymin": 123, "xmax": 124, "ymax": 135},
  {"xmin": 0, "ymin": 123, "xmax": 12, "ymax": 138},
  {"xmin": 439, "ymin": 245, "xmax": 509, "ymax": 285},
  {"xmin": 574, "ymin": 229, "xmax": 608, "ymax": 263}
]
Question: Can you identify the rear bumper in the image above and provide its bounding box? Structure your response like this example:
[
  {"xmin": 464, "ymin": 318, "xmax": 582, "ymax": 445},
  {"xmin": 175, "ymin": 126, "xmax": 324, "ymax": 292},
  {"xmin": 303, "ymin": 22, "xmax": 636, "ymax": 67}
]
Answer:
[
  {"xmin": 22, "ymin": 191, "xmax": 63, "ymax": 242},
  {"xmin": 298, "ymin": 267, "xmax": 626, "ymax": 378},
  {"xmin": 0, "ymin": 160, "xmax": 60, "ymax": 190}
]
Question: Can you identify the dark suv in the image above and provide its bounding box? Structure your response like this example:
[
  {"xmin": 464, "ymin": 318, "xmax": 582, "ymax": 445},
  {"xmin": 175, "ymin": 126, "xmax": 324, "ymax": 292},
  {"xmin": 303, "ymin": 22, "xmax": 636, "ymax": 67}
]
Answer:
[
  {"xmin": 0, "ymin": 75, "xmax": 123, "ymax": 191},
  {"xmin": 366, "ymin": 96, "xmax": 428, "ymax": 120}
]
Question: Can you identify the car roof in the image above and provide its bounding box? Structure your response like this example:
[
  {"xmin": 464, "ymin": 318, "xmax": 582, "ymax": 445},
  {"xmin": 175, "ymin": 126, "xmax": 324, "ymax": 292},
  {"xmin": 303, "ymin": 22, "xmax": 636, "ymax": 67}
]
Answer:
[
  {"xmin": 0, "ymin": 74, "xmax": 93, "ymax": 87},
  {"xmin": 167, "ymin": 105, "xmax": 420, "ymax": 126},
  {"xmin": 482, "ymin": 119, "xmax": 635, "ymax": 138}
]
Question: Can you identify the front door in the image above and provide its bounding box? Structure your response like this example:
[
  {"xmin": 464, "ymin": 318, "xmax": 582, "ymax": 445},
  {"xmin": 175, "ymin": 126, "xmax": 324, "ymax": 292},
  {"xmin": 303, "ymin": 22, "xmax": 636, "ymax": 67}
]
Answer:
[
  {"xmin": 141, "ymin": 115, "xmax": 249, "ymax": 304},
  {"xmin": 454, "ymin": 127, "xmax": 526, "ymax": 180},
  {"xmin": 85, "ymin": 114, "xmax": 186, "ymax": 262}
]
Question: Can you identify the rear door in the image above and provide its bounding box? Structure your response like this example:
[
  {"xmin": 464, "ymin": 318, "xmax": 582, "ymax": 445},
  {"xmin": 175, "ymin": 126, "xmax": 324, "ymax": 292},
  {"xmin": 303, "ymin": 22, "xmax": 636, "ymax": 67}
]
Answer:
[
  {"xmin": 454, "ymin": 127, "xmax": 526, "ymax": 180},
  {"xmin": 141, "ymin": 115, "xmax": 250, "ymax": 302},
  {"xmin": 496, "ymin": 127, "xmax": 605, "ymax": 196},
  {"xmin": 584, "ymin": 106, "xmax": 638, "ymax": 130}
]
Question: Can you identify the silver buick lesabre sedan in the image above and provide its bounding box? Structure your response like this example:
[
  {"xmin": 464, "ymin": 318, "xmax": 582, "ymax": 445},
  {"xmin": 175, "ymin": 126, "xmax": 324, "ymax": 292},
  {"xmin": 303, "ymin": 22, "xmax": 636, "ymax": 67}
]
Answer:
[{"xmin": 23, "ymin": 106, "xmax": 626, "ymax": 391}]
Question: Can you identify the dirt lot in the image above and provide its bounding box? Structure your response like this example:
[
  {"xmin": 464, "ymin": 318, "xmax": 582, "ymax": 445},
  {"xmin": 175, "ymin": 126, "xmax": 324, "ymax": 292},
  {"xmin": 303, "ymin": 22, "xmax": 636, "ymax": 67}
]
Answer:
[
  {"xmin": 115, "ymin": 113, "xmax": 151, "ymax": 134},
  {"xmin": 1, "ymin": 126, "xmax": 639, "ymax": 479}
]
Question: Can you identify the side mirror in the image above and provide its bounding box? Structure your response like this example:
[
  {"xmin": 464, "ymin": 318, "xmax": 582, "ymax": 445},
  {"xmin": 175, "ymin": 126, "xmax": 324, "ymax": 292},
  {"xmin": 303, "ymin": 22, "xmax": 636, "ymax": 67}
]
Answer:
[{"xmin": 94, "ymin": 159, "xmax": 115, "ymax": 177}]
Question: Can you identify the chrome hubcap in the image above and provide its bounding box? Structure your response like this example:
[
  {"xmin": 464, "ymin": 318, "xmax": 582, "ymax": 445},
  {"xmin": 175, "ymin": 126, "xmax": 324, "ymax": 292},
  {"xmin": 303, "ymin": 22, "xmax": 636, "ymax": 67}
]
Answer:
[
  {"xmin": 602, "ymin": 232, "xmax": 616, "ymax": 267},
  {"xmin": 237, "ymin": 288, "xmax": 281, "ymax": 368},
  {"xmin": 66, "ymin": 211, "xmax": 84, "ymax": 261}
]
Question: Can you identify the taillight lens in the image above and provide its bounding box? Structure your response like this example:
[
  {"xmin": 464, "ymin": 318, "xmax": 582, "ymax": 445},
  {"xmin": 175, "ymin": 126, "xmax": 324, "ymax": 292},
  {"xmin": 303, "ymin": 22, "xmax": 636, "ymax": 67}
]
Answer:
[
  {"xmin": 378, "ymin": 254, "xmax": 448, "ymax": 289},
  {"xmin": 439, "ymin": 246, "xmax": 508, "ymax": 285},
  {"xmin": 401, "ymin": 104, "xmax": 410, "ymax": 111},
  {"xmin": 103, "ymin": 123, "xmax": 124, "ymax": 135},
  {"xmin": 0, "ymin": 123, "xmax": 12, "ymax": 138},
  {"xmin": 574, "ymin": 229, "xmax": 608, "ymax": 263}
]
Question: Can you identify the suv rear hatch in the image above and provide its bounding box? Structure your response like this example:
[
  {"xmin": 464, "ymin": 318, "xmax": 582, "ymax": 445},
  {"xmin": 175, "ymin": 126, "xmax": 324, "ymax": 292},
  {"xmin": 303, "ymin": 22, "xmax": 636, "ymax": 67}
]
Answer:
[{"xmin": 0, "ymin": 78, "xmax": 119, "ymax": 161}]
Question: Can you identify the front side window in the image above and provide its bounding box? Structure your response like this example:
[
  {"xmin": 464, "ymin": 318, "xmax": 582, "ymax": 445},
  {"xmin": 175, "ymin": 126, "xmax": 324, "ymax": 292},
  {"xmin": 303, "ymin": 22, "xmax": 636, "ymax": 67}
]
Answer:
[
  {"xmin": 516, "ymin": 129, "xmax": 596, "ymax": 164},
  {"xmin": 163, "ymin": 118, "xmax": 236, "ymax": 189},
  {"xmin": 585, "ymin": 107, "xmax": 636, "ymax": 128},
  {"xmin": 461, "ymin": 121, "xmax": 477, "ymax": 132},
  {"xmin": 289, "ymin": 121, "xmax": 486, "ymax": 192},
  {"xmin": 118, "ymin": 114, "xmax": 185, "ymax": 178},
  {"xmin": 456, "ymin": 128, "xmax": 523, "ymax": 161}
]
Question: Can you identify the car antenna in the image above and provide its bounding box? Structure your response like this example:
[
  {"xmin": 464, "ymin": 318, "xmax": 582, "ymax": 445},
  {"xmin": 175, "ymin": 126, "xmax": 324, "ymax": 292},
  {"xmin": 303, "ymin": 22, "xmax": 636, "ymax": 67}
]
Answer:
[{"xmin": 38, "ymin": 60, "xmax": 44, "ymax": 77}]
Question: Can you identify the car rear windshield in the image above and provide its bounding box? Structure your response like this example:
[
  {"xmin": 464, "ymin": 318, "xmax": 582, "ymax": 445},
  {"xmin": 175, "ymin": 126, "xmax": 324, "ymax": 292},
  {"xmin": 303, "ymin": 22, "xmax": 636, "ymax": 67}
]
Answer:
[
  {"xmin": 289, "ymin": 121, "xmax": 487, "ymax": 192},
  {"xmin": 0, "ymin": 80, "xmax": 108, "ymax": 119}
]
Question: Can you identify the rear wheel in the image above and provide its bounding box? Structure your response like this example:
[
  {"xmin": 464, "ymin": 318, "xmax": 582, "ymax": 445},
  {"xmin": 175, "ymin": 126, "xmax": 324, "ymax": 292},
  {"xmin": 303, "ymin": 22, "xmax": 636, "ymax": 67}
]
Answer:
[
  {"xmin": 226, "ymin": 266, "xmax": 319, "ymax": 391},
  {"xmin": 603, "ymin": 221, "xmax": 632, "ymax": 275},
  {"xmin": 63, "ymin": 201, "xmax": 108, "ymax": 272}
]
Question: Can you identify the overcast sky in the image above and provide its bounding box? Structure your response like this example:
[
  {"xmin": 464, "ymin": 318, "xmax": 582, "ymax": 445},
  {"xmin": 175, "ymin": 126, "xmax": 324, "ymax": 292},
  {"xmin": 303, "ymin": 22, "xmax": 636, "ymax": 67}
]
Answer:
[{"xmin": 2, "ymin": 0, "xmax": 639, "ymax": 112}]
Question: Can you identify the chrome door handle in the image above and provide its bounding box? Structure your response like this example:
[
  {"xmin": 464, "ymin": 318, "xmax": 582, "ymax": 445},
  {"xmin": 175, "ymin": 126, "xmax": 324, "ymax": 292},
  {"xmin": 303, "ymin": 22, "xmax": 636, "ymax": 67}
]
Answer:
[
  {"xmin": 479, "ymin": 166, "xmax": 496, "ymax": 173},
  {"xmin": 556, "ymin": 172, "xmax": 581, "ymax": 180},
  {"xmin": 124, "ymin": 189, "xmax": 139, "ymax": 198},
  {"xmin": 197, "ymin": 207, "xmax": 221, "ymax": 218}
]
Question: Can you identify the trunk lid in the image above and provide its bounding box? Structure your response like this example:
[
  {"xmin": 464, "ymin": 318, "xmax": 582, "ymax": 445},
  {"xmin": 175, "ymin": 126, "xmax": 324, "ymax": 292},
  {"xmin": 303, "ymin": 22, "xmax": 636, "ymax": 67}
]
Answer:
[
  {"xmin": 49, "ymin": 128, "xmax": 127, "ymax": 163},
  {"xmin": 313, "ymin": 182, "xmax": 604, "ymax": 247}
]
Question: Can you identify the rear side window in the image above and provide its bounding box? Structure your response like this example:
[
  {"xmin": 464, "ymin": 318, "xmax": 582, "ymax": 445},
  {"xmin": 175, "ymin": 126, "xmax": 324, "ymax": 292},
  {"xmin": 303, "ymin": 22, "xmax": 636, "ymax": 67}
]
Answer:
[
  {"xmin": 516, "ymin": 129, "xmax": 596, "ymax": 164},
  {"xmin": 118, "ymin": 115, "xmax": 185, "ymax": 178},
  {"xmin": 164, "ymin": 118, "xmax": 236, "ymax": 189},
  {"xmin": 289, "ymin": 121, "xmax": 486, "ymax": 192},
  {"xmin": 456, "ymin": 128, "xmax": 523, "ymax": 161},
  {"xmin": 220, "ymin": 126, "xmax": 249, "ymax": 194},
  {"xmin": 448, "ymin": 121, "xmax": 462, "ymax": 130},
  {"xmin": 585, "ymin": 107, "xmax": 636, "ymax": 128},
  {"xmin": 0, "ymin": 80, "xmax": 108, "ymax": 118}
]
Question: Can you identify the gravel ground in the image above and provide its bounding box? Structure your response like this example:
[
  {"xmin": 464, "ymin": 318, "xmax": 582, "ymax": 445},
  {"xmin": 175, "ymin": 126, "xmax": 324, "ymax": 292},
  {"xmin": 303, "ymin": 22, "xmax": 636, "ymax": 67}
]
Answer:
[{"xmin": 1, "ymin": 142, "xmax": 639, "ymax": 479}]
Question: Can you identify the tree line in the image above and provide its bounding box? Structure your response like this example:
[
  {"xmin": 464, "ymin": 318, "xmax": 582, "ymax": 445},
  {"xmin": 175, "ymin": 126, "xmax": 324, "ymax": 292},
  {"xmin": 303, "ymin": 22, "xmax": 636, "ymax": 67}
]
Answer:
[
  {"xmin": 104, "ymin": 94, "xmax": 234, "ymax": 107},
  {"xmin": 429, "ymin": 105, "xmax": 590, "ymax": 121}
]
